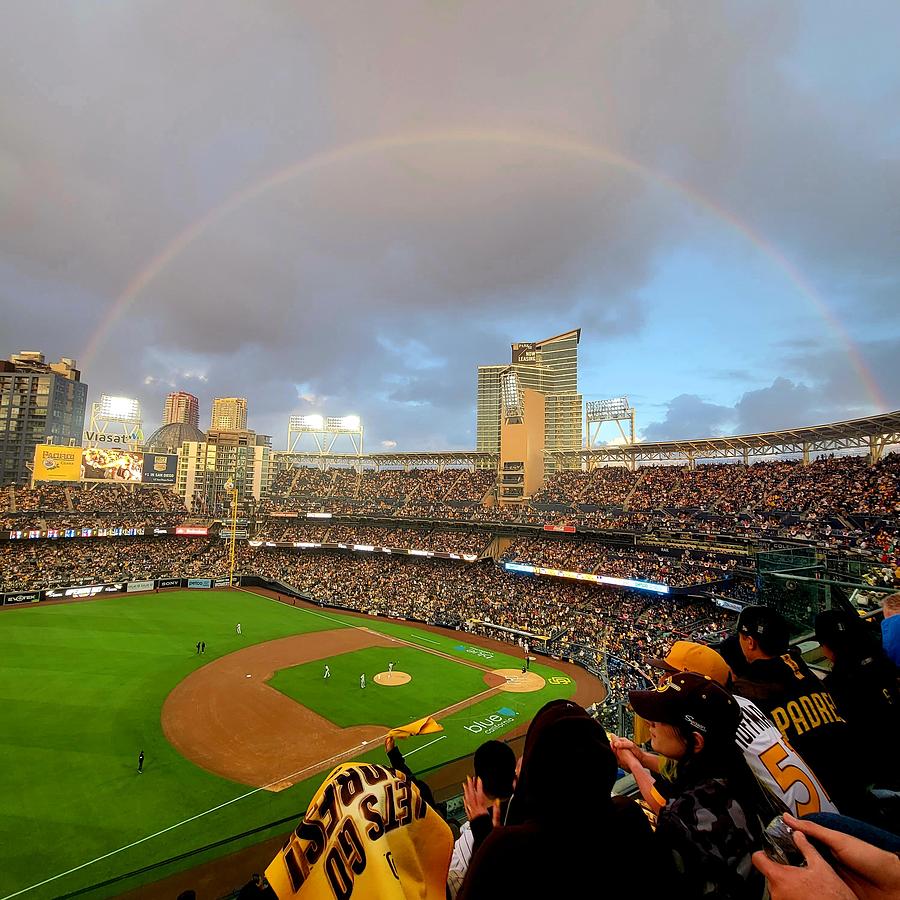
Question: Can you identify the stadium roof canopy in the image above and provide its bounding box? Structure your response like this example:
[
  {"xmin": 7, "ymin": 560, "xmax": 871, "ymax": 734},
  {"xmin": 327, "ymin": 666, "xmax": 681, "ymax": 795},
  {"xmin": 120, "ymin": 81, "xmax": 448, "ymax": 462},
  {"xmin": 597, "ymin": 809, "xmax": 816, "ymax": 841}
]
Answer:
[
  {"xmin": 551, "ymin": 409, "xmax": 900, "ymax": 467},
  {"xmin": 273, "ymin": 410, "xmax": 900, "ymax": 470}
]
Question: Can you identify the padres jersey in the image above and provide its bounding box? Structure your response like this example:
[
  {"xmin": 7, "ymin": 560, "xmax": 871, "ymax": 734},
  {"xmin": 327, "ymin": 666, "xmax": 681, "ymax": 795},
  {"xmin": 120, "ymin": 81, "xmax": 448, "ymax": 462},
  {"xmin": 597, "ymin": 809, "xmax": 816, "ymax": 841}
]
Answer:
[
  {"xmin": 733, "ymin": 695, "xmax": 838, "ymax": 817},
  {"xmin": 266, "ymin": 762, "xmax": 452, "ymax": 900}
]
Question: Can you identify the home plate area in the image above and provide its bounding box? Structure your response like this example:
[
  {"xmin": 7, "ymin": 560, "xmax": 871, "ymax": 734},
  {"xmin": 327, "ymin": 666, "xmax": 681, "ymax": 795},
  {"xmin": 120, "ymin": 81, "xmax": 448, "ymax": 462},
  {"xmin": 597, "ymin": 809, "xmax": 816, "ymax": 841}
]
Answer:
[
  {"xmin": 490, "ymin": 668, "xmax": 545, "ymax": 692},
  {"xmin": 373, "ymin": 670, "xmax": 412, "ymax": 686}
]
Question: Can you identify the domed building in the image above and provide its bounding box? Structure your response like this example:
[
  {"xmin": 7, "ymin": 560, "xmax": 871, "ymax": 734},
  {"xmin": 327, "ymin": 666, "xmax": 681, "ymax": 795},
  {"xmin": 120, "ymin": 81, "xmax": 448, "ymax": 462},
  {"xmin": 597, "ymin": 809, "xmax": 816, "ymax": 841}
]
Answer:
[{"xmin": 144, "ymin": 422, "xmax": 206, "ymax": 453}]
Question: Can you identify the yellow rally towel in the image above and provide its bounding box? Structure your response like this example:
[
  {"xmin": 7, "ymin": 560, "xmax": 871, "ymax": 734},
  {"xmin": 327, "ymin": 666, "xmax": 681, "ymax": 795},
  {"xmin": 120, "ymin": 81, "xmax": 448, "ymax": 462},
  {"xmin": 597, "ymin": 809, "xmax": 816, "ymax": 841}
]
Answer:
[
  {"xmin": 388, "ymin": 716, "xmax": 443, "ymax": 739},
  {"xmin": 266, "ymin": 762, "xmax": 452, "ymax": 900}
]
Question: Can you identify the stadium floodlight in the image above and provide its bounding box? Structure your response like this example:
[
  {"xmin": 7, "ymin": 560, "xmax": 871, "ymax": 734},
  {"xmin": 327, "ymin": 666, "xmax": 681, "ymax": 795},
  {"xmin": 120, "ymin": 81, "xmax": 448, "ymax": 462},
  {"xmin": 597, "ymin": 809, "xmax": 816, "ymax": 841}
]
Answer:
[
  {"xmin": 586, "ymin": 397, "xmax": 633, "ymax": 423},
  {"xmin": 501, "ymin": 370, "xmax": 524, "ymax": 423},
  {"xmin": 98, "ymin": 395, "xmax": 141, "ymax": 422},
  {"xmin": 585, "ymin": 396, "xmax": 636, "ymax": 448},
  {"xmin": 340, "ymin": 415, "xmax": 361, "ymax": 430},
  {"xmin": 300, "ymin": 414, "xmax": 324, "ymax": 429},
  {"xmin": 286, "ymin": 411, "xmax": 364, "ymax": 454}
]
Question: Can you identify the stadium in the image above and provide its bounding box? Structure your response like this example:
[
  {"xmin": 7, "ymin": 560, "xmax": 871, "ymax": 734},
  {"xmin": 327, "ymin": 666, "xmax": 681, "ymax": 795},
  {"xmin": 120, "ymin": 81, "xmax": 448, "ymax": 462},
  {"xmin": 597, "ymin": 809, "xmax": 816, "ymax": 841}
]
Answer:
[
  {"xmin": 1, "ymin": 402, "xmax": 899, "ymax": 898},
  {"xmin": 4, "ymin": 6, "xmax": 900, "ymax": 897}
]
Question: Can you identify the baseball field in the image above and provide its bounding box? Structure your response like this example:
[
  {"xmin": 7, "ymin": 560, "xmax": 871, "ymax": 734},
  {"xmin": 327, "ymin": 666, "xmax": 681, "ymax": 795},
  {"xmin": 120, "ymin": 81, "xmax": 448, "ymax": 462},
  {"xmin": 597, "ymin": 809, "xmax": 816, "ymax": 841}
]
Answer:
[{"xmin": 0, "ymin": 588, "xmax": 595, "ymax": 899}]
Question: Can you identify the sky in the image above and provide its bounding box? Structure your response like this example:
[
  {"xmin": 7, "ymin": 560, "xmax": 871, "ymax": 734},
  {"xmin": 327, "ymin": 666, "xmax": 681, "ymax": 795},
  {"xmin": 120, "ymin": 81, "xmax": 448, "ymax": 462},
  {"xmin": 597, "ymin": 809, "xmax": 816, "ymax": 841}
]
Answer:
[{"xmin": 1, "ymin": 1, "xmax": 898, "ymax": 451}]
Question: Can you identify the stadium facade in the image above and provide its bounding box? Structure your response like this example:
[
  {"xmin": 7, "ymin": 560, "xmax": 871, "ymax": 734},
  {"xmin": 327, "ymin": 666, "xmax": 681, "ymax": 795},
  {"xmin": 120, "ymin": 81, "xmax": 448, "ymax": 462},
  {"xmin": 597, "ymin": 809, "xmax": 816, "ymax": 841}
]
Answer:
[
  {"xmin": 477, "ymin": 329, "xmax": 583, "ymax": 475},
  {"xmin": 0, "ymin": 351, "xmax": 88, "ymax": 484}
]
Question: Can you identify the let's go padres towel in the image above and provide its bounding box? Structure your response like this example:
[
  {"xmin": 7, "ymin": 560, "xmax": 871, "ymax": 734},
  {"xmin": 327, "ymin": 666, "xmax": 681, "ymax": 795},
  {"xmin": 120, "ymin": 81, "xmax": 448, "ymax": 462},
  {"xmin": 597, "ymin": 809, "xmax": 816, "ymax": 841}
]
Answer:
[{"xmin": 266, "ymin": 762, "xmax": 452, "ymax": 899}]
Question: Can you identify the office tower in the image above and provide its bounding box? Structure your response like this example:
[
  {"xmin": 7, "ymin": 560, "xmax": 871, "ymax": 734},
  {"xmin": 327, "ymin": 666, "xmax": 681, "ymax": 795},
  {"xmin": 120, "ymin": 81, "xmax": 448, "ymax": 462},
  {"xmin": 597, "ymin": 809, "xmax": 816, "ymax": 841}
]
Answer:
[
  {"xmin": 210, "ymin": 397, "xmax": 248, "ymax": 431},
  {"xmin": 476, "ymin": 329, "xmax": 582, "ymax": 472},
  {"xmin": 0, "ymin": 352, "xmax": 88, "ymax": 484},
  {"xmin": 163, "ymin": 391, "xmax": 200, "ymax": 429}
]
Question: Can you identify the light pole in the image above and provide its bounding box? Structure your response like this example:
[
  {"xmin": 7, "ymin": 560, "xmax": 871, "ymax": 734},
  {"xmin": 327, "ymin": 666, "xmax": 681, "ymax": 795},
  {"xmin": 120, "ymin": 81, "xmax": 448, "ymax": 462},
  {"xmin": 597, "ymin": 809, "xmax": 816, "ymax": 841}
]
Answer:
[{"xmin": 224, "ymin": 478, "xmax": 238, "ymax": 587}]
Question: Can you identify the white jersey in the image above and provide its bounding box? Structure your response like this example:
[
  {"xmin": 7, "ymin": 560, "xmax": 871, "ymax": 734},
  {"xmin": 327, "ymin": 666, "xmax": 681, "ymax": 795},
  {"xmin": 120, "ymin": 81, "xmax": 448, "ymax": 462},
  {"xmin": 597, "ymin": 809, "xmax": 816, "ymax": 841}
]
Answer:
[{"xmin": 734, "ymin": 695, "xmax": 838, "ymax": 817}]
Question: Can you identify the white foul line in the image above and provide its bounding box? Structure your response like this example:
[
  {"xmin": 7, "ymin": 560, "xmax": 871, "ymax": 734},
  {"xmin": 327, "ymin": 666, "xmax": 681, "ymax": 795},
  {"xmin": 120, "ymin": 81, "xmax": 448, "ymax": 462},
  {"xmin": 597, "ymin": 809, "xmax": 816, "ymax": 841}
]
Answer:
[{"xmin": 402, "ymin": 735, "xmax": 447, "ymax": 757}]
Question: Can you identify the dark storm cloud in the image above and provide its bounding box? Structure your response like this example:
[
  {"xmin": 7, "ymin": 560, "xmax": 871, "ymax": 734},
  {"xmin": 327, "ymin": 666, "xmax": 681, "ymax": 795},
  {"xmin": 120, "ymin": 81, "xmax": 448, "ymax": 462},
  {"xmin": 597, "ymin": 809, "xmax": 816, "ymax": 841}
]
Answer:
[{"xmin": 1, "ymin": 1, "xmax": 898, "ymax": 449}]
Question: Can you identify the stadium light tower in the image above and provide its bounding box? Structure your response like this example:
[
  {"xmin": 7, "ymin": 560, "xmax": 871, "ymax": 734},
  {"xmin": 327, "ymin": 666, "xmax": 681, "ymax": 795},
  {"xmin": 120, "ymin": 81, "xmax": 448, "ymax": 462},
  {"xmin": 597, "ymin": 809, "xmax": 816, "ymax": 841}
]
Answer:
[
  {"xmin": 286, "ymin": 414, "xmax": 364, "ymax": 455},
  {"xmin": 585, "ymin": 396, "xmax": 636, "ymax": 449},
  {"xmin": 86, "ymin": 394, "xmax": 144, "ymax": 449},
  {"xmin": 501, "ymin": 370, "xmax": 525, "ymax": 424}
]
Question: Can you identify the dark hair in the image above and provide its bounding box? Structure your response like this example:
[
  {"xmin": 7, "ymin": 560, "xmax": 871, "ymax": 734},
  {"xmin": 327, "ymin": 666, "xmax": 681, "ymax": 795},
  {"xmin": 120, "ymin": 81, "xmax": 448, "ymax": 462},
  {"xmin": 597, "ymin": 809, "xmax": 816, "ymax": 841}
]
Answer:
[
  {"xmin": 474, "ymin": 740, "xmax": 516, "ymax": 800},
  {"xmin": 671, "ymin": 718, "xmax": 769, "ymax": 829}
]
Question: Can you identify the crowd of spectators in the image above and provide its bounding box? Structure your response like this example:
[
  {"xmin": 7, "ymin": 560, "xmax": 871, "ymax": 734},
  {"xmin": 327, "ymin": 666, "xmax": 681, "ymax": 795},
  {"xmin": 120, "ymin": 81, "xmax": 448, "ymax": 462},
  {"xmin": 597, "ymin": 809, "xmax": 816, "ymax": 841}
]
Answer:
[
  {"xmin": 502, "ymin": 537, "xmax": 739, "ymax": 587},
  {"xmin": 1, "ymin": 482, "xmax": 188, "ymax": 533}
]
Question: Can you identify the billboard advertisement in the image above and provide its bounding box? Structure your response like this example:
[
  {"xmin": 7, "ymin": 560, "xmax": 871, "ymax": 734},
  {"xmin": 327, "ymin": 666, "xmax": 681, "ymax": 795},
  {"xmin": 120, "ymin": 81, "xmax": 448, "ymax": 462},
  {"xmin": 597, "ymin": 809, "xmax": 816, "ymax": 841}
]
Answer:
[
  {"xmin": 81, "ymin": 447, "xmax": 145, "ymax": 483},
  {"xmin": 187, "ymin": 578, "xmax": 212, "ymax": 589},
  {"xmin": 44, "ymin": 583, "xmax": 125, "ymax": 599},
  {"xmin": 127, "ymin": 580, "xmax": 156, "ymax": 593},
  {"xmin": 33, "ymin": 445, "xmax": 83, "ymax": 482},
  {"xmin": 141, "ymin": 453, "xmax": 177, "ymax": 485},
  {"xmin": 157, "ymin": 578, "xmax": 182, "ymax": 588},
  {"xmin": 176, "ymin": 526, "xmax": 209, "ymax": 536},
  {"xmin": 3, "ymin": 590, "xmax": 43, "ymax": 605}
]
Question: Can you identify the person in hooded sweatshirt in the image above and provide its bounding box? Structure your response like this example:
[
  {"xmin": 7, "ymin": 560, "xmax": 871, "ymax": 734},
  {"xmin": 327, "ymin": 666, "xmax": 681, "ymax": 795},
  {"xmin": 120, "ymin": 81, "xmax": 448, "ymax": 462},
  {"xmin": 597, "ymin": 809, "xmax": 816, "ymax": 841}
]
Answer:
[
  {"xmin": 815, "ymin": 608, "xmax": 900, "ymax": 791},
  {"xmin": 457, "ymin": 699, "xmax": 671, "ymax": 900}
]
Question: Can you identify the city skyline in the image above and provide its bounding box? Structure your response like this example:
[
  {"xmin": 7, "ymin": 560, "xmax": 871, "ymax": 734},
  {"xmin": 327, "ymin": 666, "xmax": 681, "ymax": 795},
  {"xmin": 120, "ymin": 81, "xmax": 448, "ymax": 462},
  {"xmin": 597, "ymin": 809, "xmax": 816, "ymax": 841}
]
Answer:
[{"xmin": 2, "ymin": 3, "xmax": 898, "ymax": 451}]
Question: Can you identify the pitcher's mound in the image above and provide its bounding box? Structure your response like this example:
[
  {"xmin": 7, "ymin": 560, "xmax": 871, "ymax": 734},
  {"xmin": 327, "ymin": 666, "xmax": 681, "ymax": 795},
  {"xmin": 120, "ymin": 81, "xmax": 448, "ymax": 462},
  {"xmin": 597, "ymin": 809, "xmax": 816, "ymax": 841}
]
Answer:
[
  {"xmin": 374, "ymin": 671, "xmax": 411, "ymax": 686},
  {"xmin": 488, "ymin": 669, "xmax": 545, "ymax": 693}
]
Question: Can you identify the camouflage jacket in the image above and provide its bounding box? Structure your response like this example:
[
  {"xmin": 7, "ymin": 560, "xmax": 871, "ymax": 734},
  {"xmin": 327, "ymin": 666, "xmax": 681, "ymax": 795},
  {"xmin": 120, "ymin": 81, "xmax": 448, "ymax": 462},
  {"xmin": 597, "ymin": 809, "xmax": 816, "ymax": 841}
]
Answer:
[{"xmin": 655, "ymin": 775, "xmax": 763, "ymax": 900}]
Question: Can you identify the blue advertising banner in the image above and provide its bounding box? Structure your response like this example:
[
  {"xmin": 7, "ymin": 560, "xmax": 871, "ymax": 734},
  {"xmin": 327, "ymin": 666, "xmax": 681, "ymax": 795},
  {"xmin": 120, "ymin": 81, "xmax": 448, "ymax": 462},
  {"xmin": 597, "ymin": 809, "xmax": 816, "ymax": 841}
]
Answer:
[{"xmin": 187, "ymin": 578, "xmax": 212, "ymax": 589}]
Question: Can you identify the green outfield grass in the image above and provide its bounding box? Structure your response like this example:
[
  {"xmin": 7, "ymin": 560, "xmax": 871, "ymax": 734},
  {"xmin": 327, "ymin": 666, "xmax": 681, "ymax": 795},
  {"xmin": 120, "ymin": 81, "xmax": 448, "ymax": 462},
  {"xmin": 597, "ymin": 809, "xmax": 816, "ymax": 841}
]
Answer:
[{"xmin": 0, "ymin": 590, "xmax": 578, "ymax": 899}]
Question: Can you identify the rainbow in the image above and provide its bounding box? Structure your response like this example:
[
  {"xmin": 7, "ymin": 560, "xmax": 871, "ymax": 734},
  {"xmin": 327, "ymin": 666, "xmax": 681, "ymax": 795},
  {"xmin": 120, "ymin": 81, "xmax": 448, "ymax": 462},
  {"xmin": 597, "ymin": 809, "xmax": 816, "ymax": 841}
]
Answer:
[{"xmin": 81, "ymin": 128, "xmax": 886, "ymax": 409}]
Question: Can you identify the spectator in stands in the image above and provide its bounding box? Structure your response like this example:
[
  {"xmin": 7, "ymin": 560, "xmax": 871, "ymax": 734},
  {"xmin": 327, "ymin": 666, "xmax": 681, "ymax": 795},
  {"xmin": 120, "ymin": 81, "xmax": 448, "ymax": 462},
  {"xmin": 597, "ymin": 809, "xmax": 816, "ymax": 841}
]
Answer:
[
  {"xmin": 628, "ymin": 673, "xmax": 765, "ymax": 900},
  {"xmin": 264, "ymin": 761, "xmax": 452, "ymax": 899},
  {"xmin": 732, "ymin": 606, "xmax": 873, "ymax": 821},
  {"xmin": 447, "ymin": 740, "xmax": 516, "ymax": 898},
  {"xmin": 615, "ymin": 640, "xmax": 837, "ymax": 819},
  {"xmin": 882, "ymin": 593, "xmax": 900, "ymax": 669},
  {"xmin": 815, "ymin": 609, "xmax": 900, "ymax": 790},
  {"xmin": 458, "ymin": 700, "xmax": 667, "ymax": 899}
]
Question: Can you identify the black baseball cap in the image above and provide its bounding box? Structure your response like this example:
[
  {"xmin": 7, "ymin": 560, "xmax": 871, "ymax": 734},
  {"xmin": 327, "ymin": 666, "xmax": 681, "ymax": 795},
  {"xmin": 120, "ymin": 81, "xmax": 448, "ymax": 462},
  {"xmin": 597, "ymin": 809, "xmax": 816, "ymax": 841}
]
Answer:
[
  {"xmin": 628, "ymin": 672, "xmax": 740, "ymax": 740},
  {"xmin": 736, "ymin": 605, "xmax": 790, "ymax": 655}
]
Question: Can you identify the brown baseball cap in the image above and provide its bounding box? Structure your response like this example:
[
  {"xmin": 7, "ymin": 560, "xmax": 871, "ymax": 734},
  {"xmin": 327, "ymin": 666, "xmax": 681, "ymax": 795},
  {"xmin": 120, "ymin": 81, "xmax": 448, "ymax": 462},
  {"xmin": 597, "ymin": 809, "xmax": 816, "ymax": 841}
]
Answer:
[{"xmin": 629, "ymin": 672, "xmax": 740, "ymax": 739}]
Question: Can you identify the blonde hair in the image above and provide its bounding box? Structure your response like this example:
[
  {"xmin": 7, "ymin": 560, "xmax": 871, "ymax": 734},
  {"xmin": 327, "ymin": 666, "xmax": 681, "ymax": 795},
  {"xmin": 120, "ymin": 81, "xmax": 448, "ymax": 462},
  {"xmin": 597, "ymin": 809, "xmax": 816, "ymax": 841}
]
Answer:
[{"xmin": 883, "ymin": 593, "xmax": 900, "ymax": 617}]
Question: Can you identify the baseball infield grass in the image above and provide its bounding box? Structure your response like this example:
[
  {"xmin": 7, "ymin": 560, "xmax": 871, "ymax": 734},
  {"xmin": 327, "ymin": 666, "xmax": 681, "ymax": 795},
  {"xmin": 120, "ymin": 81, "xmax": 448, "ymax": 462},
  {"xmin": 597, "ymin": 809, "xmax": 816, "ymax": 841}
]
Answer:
[{"xmin": 0, "ymin": 590, "xmax": 577, "ymax": 899}]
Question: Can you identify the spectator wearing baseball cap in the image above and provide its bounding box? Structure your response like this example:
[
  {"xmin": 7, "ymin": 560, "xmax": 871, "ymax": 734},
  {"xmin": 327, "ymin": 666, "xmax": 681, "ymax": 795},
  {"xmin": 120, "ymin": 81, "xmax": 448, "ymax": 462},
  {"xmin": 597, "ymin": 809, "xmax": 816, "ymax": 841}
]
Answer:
[
  {"xmin": 815, "ymin": 608, "xmax": 900, "ymax": 791},
  {"xmin": 458, "ymin": 700, "xmax": 670, "ymax": 899},
  {"xmin": 616, "ymin": 640, "xmax": 837, "ymax": 819},
  {"xmin": 732, "ymin": 605, "xmax": 873, "ymax": 820},
  {"xmin": 628, "ymin": 673, "xmax": 765, "ymax": 900}
]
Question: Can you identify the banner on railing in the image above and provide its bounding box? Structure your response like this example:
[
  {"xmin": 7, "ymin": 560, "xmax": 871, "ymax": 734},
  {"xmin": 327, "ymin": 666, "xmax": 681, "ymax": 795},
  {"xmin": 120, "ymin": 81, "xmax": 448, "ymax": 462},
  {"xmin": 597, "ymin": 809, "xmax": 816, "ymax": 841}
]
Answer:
[
  {"xmin": 2, "ymin": 590, "xmax": 43, "ymax": 605},
  {"xmin": 127, "ymin": 580, "xmax": 156, "ymax": 593},
  {"xmin": 187, "ymin": 578, "xmax": 212, "ymax": 589},
  {"xmin": 157, "ymin": 578, "xmax": 182, "ymax": 588},
  {"xmin": 44, "ymin": 582, "xmax": 125, "ymax": 600}
]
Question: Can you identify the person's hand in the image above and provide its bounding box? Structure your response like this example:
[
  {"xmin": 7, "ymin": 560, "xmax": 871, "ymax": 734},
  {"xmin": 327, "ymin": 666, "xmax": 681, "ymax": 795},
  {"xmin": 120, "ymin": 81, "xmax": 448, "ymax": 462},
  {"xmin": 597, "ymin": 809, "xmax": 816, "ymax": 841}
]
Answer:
[
  {"xmin": 610, "ymin": 736, "xmax": 642, "ymax": 769},
  {"xmin": 784, "ymin": 814, "xmax": 900, "ymax": 900},
  {"xmin": 462, "ymin": 776, "xmax": 500, "ymax": 825},
  {"xmin": 384, "ymin": 735, "xmax": 395, "ymax": 754},
  {"xmin": 752, "ymin": 829, "xmax": 855, "ymax": 900}
]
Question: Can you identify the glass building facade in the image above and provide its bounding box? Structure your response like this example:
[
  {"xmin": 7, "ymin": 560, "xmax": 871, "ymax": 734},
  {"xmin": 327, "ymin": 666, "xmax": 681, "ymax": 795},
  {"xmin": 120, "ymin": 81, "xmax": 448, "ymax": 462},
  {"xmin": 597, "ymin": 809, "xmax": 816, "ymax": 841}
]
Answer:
[
  {"xmin": 0, "ymin": 352, "xmax": 88, "ymax": 484},
  {"xmin": 476, "ymin": 330, "xmax": 582, "ymax": 471}
]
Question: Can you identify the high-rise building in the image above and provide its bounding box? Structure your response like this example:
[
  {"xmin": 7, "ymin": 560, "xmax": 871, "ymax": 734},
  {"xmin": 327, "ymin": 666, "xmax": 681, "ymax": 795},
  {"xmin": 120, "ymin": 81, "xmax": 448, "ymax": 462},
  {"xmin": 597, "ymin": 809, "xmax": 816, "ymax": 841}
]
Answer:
[
  {"xmin": 175, "ymin": 428, "xmax": 271, "ymax": 513},
  {"xmin": 476, "ymin": 329, "xmax": 582, "ymax": 474},
  {"xmin": 0, "ymin": 351, "xmax": 88, "ymax": 484},
  {"xmin": 163, "ymin": 391, "xmax": 199, "ymax": 429},
  {"xmin": 210, "ymin": 397, "xmax": 247, "ymax": 431}
]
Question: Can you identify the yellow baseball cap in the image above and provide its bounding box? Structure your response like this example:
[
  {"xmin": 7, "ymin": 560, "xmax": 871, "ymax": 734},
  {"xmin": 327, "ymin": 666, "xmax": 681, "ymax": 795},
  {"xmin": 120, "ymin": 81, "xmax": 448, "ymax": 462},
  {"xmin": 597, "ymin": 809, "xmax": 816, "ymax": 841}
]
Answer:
[{"xmin": 646, "ymin": 640, "xmax": 733, "ymax": 687}]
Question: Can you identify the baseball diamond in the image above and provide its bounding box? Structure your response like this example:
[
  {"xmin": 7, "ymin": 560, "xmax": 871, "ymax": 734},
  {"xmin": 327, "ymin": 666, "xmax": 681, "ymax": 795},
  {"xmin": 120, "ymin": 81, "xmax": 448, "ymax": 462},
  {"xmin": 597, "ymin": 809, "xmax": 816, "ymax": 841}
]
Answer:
[{"xmin": 0, "ymin": 587, "xmax": 602, "ymax": 900}]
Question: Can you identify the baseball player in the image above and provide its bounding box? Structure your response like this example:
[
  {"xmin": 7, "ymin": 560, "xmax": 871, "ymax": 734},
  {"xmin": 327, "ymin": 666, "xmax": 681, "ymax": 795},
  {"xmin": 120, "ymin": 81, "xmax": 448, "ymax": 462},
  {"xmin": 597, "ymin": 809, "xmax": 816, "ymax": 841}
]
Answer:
[
  {"xmin": 360, "ymin": 673, "xmax": 366, "ymax": 689},
  {"xmin": 236, "ymin": 623, "xmax": 241, "ymax": 635},
  {"xmin": 324, "ymin": 664, "xmax": 331, "ymax": 679},
  {"xmin": 388, "ymin": 662, "xmax": 395, "ymax": 674},
  {"xmin": 138, "ymin": 750, "xmax": 144, "ymax": 774}
]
